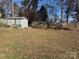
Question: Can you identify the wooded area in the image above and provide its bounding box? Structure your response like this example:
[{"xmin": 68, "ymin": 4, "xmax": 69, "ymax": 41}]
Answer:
[{"xmin": 0, "ymin": 0, "xmax": 79, "ymax": 29}]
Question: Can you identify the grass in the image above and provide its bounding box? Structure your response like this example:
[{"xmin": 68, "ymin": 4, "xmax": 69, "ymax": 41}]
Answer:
[{"xmin": 0, "ymin": 27, "xmax": 79, "ymax": 59}]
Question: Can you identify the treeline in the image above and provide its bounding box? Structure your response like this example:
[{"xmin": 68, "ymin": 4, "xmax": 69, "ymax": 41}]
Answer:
[
  {"xmin": 0, "ymin": 0, "xmax": 79, "ymax": 29},
  {"xmin": 21, "ymin": 0, "xmax": 79, "ymax": 29}
]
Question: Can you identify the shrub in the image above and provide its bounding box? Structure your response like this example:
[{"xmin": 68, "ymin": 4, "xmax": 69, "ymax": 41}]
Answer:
[{"xmin": 0, "ymin": 23, "xmax": 9, "ymax": 27}]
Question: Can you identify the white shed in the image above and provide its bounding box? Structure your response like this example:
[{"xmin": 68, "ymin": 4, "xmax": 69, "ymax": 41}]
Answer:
[{"xmin": 7, "ymin": 17, "xmax": 28, "ymax": 28}]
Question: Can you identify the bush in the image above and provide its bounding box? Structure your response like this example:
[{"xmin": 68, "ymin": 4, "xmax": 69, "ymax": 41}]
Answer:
[
  {"xmin": 31, "ymin": 21, "xmax": 47, "ymax": 28},
  {"xmin": 0, "ymin": 23, "xmax": 9, "ymax": 27}
]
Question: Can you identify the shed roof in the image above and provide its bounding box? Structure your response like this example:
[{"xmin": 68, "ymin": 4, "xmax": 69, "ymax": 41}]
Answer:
[{"xmin": 7, "ymin": 17, "xmax": 27, "ymax": 20}]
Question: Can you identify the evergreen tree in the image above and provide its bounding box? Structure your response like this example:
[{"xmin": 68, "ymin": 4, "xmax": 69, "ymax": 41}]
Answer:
[{"xmin": 38, "ymin": 6, "xmax": 48, "ymax": 21}]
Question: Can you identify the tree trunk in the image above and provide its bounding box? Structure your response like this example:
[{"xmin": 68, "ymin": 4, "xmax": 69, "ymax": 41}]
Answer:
[
  {"xmin": 61, "ymin": 0, "xmax": 63, "ymax": 22},
  {"xmin": 25, "ymin": 0, "xmax": 32, "ymax": 18},
  {"xmin": 46, "ymin": 19, "xmax": 50, "ymax": 28},
  {"xmin": 66, "ymin": 13, "xmax": 69, "ymax": 28},
  {"xmin": 77, "ymin": 0, "xmax": 79, "ymax": 23},
  {"xmin": 75, "ymin": 0, "xmax": 79, "ymax": 29}
]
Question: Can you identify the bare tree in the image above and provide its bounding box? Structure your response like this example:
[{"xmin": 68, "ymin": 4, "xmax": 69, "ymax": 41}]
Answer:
[
  {"xmin": 60, "ymin": 0, "xmax": 64, "ymax": 22},
  {"xmin": 74, "ymin": 0, "xmax": 79, "ymax": 28},
  {"xmin": 2, "ymin": 0, "xmax": 12, "ymax": 17},
  {"xmin": 22, "ymin": 0, "xmax": 38, "ymax": 17},
  {"xmin": 66, "ymin": 0, "xmax": 74, "ymax": 28}
]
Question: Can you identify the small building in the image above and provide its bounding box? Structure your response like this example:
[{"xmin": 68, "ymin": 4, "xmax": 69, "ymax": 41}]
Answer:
[{"xmin": 7, "ymin": 17, "xmax": 28, "ymax": 28}]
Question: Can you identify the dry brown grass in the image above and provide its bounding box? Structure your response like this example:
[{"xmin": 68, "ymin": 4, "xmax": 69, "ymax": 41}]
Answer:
[{"xmin": 0, "ymin": 27, "xmax": 79, "ymax": 59}]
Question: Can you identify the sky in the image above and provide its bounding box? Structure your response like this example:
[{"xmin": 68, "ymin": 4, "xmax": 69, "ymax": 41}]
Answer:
[
  {"xmin": 13, "ymin": 0, "xmax": 22, "ymax": 3},
  {"xmin": 13, "ymin": 0, "xmax": 22, "ymax": 6}
]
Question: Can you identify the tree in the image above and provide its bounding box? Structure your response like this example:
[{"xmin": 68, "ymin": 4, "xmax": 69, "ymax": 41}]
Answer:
[
  {"xmin": 12, "ymin": 2, "xmax": 19, "ymax": 17},
  {"xmin": 73, "ymin": 0, "xmax": 79, "ymax": 28},
  {"xmin": 18, "ymin": 7, "xmax": 24, "ymax": 17},
  {"xmin": 43, "ymin": 0, "xmax": 56, "ymax": 28},
  {"xmin": 65, "ymin": 0, "xmax": 74, "ymax": 28},
  {"xmin": 37, "ymin": 6, "xmax": 48, "ymax": 27},
  {"xmin": 38, "ymin": 6, "xmax": 48, "ymax": 21},
  {"xmin": 56, "ymin": 0, "xmax": 64, "ymax": 22},
  {"xmin": 45, "ymin": 0, "xmax": 60, "ymax": 25},
  {"xmin": 77, "ymin": 0, "xmax": 79, "ymax": 23},
  {"xmin": 21, "ymin": 0, "xmax": 29, "ymax": 6},
  {"xmin": 2, "ymin": 0, "xmax": 12, "ymax": 17},
  {"xmin": 0, "ymin": 1, "xmax": 5, "ymax": 18},
  {"xmin": 21, "ymin": 0, "xmax": 38, "ymax": 25},
  {"xmin": 22, "ymin": 0, "xmax": 38, "ymax": 17},
  {"xmin": 60, "ymin": 0, "xmax": 64, "ymax": 22}
]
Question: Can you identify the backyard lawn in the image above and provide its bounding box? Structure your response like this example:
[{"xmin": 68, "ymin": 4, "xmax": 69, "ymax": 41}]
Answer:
[{"xmin": 0, "ymin": 28, "xmax": 79, "ymax": 59}]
